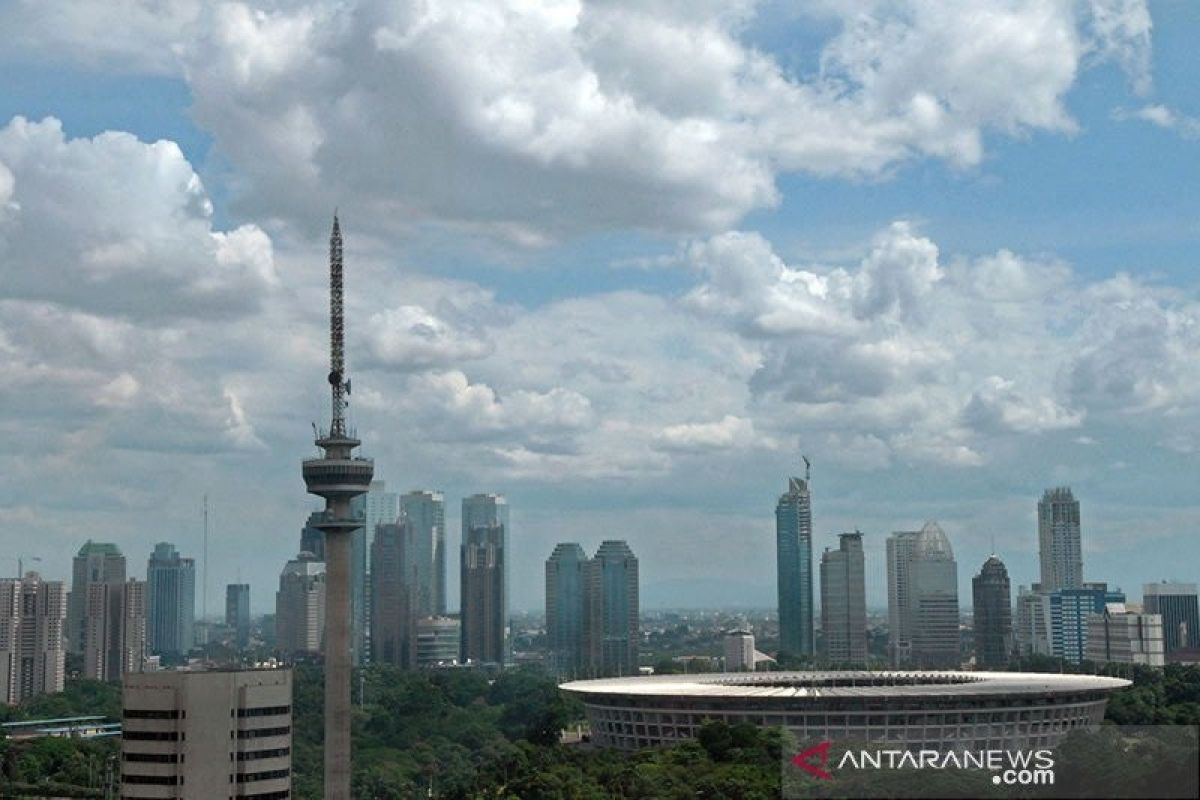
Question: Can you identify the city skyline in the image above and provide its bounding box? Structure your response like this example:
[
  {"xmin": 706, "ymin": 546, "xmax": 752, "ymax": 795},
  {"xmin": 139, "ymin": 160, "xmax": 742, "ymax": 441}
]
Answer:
[{"xmin": 1, "ymin": 2, "xmax": 1199, "ymax": 615}]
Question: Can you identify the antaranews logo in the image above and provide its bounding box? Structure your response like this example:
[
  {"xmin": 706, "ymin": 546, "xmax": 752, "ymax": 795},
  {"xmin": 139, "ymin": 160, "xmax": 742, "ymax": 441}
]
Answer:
[{"xmin": 787, "ymin": 741, "xmax": 1055, "ymax": 791}]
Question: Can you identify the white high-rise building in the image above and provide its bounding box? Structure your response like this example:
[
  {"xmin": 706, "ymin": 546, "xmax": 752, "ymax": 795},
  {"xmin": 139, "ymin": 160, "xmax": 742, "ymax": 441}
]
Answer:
[
  {"xmin": 121, "ymin": 668, "xmax": 292, "ymax": 798},
  {"xmin": 275, "ymin": 552, "xmax": 326, "ymax": 656},
  {"xmin": 723, "ymin": 629, "xmax": 755, "ymax": 672},
  {"xmin": 83, "ymin": 579, "xmax": 146, "ymax": 682},
  {"xmin": 1038, "ymin": 487, "xmax": 1083, "ymax": 591},
  {"xmin": 886, "ymin": 530, "xmax": 920, "ymax": 667},
  {"xmin": 0, "ymin": 573, "xmax": 66, "ymax": 704},
  {"xmin": 1086, "ymin": 603, "xmax": 1164, "ymax": 667}
]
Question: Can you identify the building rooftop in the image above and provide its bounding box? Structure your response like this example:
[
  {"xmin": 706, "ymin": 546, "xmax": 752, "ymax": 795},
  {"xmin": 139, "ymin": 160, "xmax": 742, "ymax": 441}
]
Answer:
[{"xmin": 561, "ymin": 670, "xmax": 1129, "ymax": 699}]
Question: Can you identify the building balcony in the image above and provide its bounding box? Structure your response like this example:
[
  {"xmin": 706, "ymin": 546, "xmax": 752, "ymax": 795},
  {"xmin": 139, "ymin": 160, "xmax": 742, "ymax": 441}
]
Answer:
[{"xmin": 302, "ymin": 458, "xmax": 374, "ymax": 498}]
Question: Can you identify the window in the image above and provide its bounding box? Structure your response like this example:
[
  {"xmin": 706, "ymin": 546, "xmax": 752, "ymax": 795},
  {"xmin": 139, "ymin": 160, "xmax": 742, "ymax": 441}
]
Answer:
[{"xmin": 124, "ymin": 709, "xmax": 180, "ymax": 719}]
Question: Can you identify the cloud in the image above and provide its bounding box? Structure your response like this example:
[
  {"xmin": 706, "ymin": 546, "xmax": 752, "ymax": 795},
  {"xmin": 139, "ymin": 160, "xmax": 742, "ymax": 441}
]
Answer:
[
  {"xmin": 0, "ymin": 116, "xmax": 277, "ymax": 320},
  {"xmin": 361, "ymin": 304, "xmax": 493, "ymax": 371},
  {"xmin": 1116, "ymin": 104, "xmax": 1200, "ymax": 139},
  {"xmin": 0, "ymin": 0, "xmax": 1144, "ymax": 243},
  {"xmin": 654, "ymin": 415, "xmax": 761, "ymax": 453}
]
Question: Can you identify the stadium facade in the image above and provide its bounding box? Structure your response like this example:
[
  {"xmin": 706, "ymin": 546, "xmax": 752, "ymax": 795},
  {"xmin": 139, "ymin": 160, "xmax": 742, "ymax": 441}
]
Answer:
[{"xmin": 560, "ymin": 671, "xmax": 1129, "ymax": 751}]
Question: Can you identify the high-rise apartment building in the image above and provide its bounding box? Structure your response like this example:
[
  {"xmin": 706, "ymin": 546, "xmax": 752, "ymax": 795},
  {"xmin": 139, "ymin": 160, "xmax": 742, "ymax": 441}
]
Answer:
[
  {"xmin": 401, "ymin": 490, "xmax": 446, "ymax": 617},
  {"xmin": 83, "ymin": 578, "xmax": 146, "ymax": 682},
  {"xmin": 1085, "ymin": 603, "xmax": 1164, "ymax": 667},
  {"xmin": 724, "ymin": 629, "xmax": 755, "ymax": 672},
  {"xmin": 885, "ymin": 530, "xmax": 920, "ymax": 667},
  {"xmin": 226, "ymin": 584, "xmax": 251, "ymax": 648},
  {"xmin": 0, "ymin": 573, "xmax": 66, "ymax": 704},
  {"xmin": 584, "ymin": 540, "xmax": 639, "ymax": 677},
  {"xmin": 146, "ymin": 543, "xmax": 195, "ymax": 658},
  {"xmin": 275, "ymin": 553, "xmax": 325, "ymax": 656},
  {"xmin": 776, "ymin": 476, "xmax": 814, "ymax": 657},
  {"xmin": 351, "ymin": 480, "xmax": 400, "ymax": 666},
  {"xmin": 820, "ymin": 531, "xmax": 866, "ymax": 666},
  {"xmin": 1143, "ymin": 582, "xmax": 1200, "ymax": 658},
  {"xmin": 545, "ymin": 542, "xmax": 588, "ymax": 677},
  {"xmin": 909, "ymin": 522, "xmax": 960, "ymax": 669},
  {"xmin": 121, "ymin": 667, "xmax": 292, "ymax": 798},
  {"xmin": 370, "ymin": 521, "xmax": 415, "ymax": 668},
  {"xmin": 460, "ymin": 494, "xmax": 508, "ymax": 665},
  {"xmin": 68, "ymin": 541, "xmax": 126, "ymax": 654},
  {"xmin": 972, "ymin": 555, "xmax": 1012, "ymax": 669},
  {"xmin": 1038, "ymin": 487, "xmax": 1083, "ymax": 591}
]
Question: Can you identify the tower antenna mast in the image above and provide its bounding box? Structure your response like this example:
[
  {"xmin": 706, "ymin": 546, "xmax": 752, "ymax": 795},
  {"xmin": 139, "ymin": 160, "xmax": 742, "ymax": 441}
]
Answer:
[
  {"xmin": 802, "ymin": 454, "xmax": 811, "ymax": 483},
  {"xmin": 328, "ymin": 213, "xmax": 348, "ymax": 437}
]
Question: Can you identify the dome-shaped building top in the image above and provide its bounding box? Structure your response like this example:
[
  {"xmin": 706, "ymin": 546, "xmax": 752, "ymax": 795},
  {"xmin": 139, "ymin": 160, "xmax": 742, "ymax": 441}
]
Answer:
[{"xmin": 915, "ymin": 520, "xmax": 954, "ymax": 561}]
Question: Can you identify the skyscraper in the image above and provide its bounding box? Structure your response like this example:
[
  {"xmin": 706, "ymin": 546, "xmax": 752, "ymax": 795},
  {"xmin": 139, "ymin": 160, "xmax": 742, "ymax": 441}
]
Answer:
[
  {"xmin": 1014, "ymin": 585, "xmax": 1052, "ymax": 657},
  {"xmin": 909, "ymin": 521, "xmax": 960, "ymax": 669},
  {"xmin": 1038, "ymin": 487, "xmax": 1083, "ymax": 591},
  {"xmin": 585, "ymin": 540, "xmax": 640, "ymax": 677},
  {"xmin": 820, "ymin": 531, "xmax": 866, "ymax": 666},
  {"xmin": 723, "ymin": 629, "xmax": 755, "ymax": 672},
  {"xmin": 300, "ymin": 214, "xmax": 374, "ymax": 800},
  {"xmin": 68, "ymin": 541, "xmax": 126, "ymax": 654},
  {"xmin": 401, "ymin": 490, "xmax": 446, "ymax": 617},
  {"xmin": 146, "ymin": 542, "xmax": 196, "ymax": 657},
  {"xmin": 226, "ymin": 583, "xmax": 251, "ymax": 648},
  {"xmin": 776, "ymin": 475, "xmax": 814, "ymax": 657},
  {"xmin": 972, "ymin": 555, "xmax": 1012, "ymax": 669},
  {"xmin": 300, "ymin": 511, "xmax": 326, "ymax": 561},
  {"xmin": 275, "ymin": 552, "xmax": 326, "ymax": 657},
  {"xmin": 1048, "ymin": 582, "xmax": 1125, "ymax": 664},
  {"xmin": 1143, "ymin": 581, "xmax": 1200, "ymax": 657},
  {"xmin": 351, "ymin": 480, "xmax": 400, "ymax": 665},
  {"xmin": 460, "ymin": 494, "xmax": 508, "ymax": 665},
  {"xmin": 0, "ymin": 572, "xmax": 66, "ymax": 704},
  {"xmin": 83, "ymin": 578, "xmax": 146, "ymax": 682},
  {"xmin": 370, "ymin": 521, "xmax": 415, "ymax": 668},
  {"xmin": 545, "ymin": 543, "xmax": 587, "ymax": 676},
  {"xmin": 122, "ymin": 667, "xmax": 292, "ymax": 798},
  {"xmin": 886, "ymin": 530, "xmax": 920, "ymax": 667}
]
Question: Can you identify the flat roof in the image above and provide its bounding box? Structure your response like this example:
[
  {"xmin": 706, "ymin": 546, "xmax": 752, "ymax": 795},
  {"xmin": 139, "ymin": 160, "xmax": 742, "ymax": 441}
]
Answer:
[{"xmin": 560, "ymin": 671, "xmax": 1131, "ymax": 700}]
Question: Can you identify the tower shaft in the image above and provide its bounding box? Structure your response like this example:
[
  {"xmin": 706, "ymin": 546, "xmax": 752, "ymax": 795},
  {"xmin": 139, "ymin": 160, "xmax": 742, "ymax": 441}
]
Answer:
[{"xmin": 302, "ymin": 215, "xmax": 372, "ymax": 800}]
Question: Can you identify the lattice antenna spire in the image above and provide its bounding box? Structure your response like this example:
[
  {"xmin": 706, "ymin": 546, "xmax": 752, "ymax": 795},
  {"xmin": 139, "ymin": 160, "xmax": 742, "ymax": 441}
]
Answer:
[{"xmin": 328, "ymin": 212, "xmax": 347, "ymax": 436}]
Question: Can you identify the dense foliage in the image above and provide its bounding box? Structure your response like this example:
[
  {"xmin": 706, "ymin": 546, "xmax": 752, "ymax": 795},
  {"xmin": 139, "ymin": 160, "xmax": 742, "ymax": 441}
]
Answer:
[{"xmin": 4, "ymin": 664, "xmax": 1198, "ymax": 798}]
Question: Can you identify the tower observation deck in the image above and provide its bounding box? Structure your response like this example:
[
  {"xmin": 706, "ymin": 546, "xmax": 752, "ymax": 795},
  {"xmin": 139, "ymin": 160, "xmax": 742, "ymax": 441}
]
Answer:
[{"xmin": 301, "ymin": 214, "xmax": 372, "ymax": 800}]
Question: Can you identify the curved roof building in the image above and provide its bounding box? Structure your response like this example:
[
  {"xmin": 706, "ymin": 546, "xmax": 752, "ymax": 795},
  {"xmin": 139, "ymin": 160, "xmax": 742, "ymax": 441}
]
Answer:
[{"xmin": 560, "ymin": 670, "xmax": 1129, "ymax": 751}]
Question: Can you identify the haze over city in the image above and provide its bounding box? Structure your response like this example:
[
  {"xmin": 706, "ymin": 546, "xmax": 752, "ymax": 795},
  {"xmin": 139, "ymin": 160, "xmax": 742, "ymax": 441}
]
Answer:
[{"xmin": 2, "ymin": 1, "xmax": 1198, "ymax": 615}]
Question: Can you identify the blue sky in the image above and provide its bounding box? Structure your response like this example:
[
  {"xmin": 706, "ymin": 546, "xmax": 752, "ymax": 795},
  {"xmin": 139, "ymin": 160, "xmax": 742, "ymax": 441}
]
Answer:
[{"xmin": 0, "ymin": 0, "xmax": 1196, "ymax": 614}]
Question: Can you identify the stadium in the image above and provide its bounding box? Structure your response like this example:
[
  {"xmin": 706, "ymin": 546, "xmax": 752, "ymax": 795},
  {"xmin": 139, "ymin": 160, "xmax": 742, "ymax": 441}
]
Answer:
[{"xmin": 559, "ymin": 671, "xmax": 1130, "ymax": 751}]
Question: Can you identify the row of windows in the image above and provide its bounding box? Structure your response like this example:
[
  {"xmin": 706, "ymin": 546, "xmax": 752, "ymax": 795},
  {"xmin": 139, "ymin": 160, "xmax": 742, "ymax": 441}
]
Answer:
[
  {"xmin": 122, "ymin": 774, "xmax": 178, "ymax": 785},
  {"xmin": 238, "ymin": 726, "xmax": 291, "ymax": 739},
  {"xmin": 123, "ymin": 730, "xmax": 179, "ymax": 741},
  {"xmin": 237, "ymin": 705, "xmax": 291, "ymax": 718},
  {"xmin": 243, "ymin": 791, "xmax": 290, "ymax": 799},
  {"xmin": 238, "ymin": 747, "xmax": 290, "ymax": 761},
  {"xmin": 237, "ymin": 768, "xmax": 291, "ymax": 783},
  {"xmin": 124, "ymin": 709, "xmax": 180, "ymax": 719},
  {"xmin": 123, "ymin": 752, "xmax": 178, "ymax": 763}
]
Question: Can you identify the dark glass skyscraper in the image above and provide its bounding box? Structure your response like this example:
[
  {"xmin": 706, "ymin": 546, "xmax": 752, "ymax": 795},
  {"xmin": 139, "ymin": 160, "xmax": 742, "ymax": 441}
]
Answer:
[
  {"xmin": 1143, "ymin": 582, "xmax": 1199, "ymax": 656},
  {"xmin": 225, "ymin": 583, "xmax": 250, "ymax": 648},
  {"xmin": 460, "ymin": 494, "xmax": 508, "ymax": 665},
  {"xmin": 776, "ymin": 477, "xmax": 814, "ymax": 657},
  {"xmin": 145, "ymin": 542, "xmax": 195, "ymax": 657},
  {"xmin": 972, "ymin": 555, "xmax": 1012, "ymax": 669},
  {"xmin": 371, "ymin": 521, "xmax": 415, "ymax": 668},
  {"xmin": 545, "ymin": 542, "xmax": 587, "ymax": 676},
  {"xmin": 585, "ymin": 540, "xmax": 639, "ymax": 677},
  {"xmin": 401, "ymin": 490, "xmax": 446, "ymax": 617}
]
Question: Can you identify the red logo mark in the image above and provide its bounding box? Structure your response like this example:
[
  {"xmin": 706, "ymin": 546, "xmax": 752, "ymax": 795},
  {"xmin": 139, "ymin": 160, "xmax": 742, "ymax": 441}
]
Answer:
[{"xmin": 791, "ymin": 741, "xmax": 833, "ymax": 780}]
